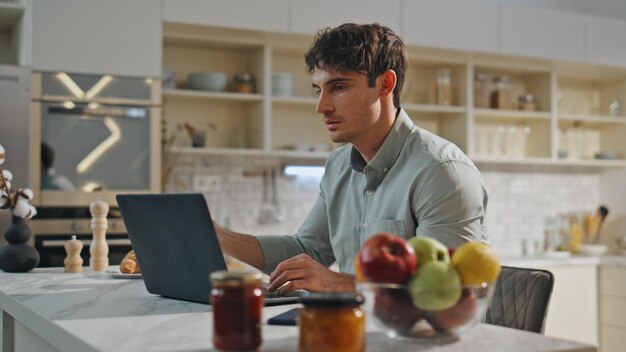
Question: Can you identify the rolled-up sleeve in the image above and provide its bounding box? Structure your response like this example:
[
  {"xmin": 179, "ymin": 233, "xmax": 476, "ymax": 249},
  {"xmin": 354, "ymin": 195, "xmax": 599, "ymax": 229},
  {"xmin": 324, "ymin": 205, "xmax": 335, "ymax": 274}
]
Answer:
[
  {"xmin": 413, "ymin": 161, "xmax": 488, "ymax": 247},
  {"xmin": 257, "ymin": 192, "xmax": 336, "ymax": 274}
]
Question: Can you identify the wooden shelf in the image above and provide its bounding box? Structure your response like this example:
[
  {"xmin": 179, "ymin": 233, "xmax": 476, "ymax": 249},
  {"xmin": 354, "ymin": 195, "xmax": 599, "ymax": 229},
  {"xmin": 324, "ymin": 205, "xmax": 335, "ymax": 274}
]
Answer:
[
  {"xmin": 272, "ymin": 96, "xmax": 317, "ymax": 106},
  {"xmin": 163, "ymin": 89, "xmax": 263, "ymax": 102},
  {"xmin": 472, "ymin": 156, "xmax": 626, "ymax": 168},
  {"xmin": 559, "ymin": 113, "xmax": 626, "ymax": 124},
  {"xmin": 474, "ymin": 108, "xmax": 551, "ymax": 120},
  {"xmin": 403, "ymin": 103, "xmax": 466, "ymax": 114},
  {"xmin": 170, "ymin": 146, "xmax": 330, "ymax": 160}
]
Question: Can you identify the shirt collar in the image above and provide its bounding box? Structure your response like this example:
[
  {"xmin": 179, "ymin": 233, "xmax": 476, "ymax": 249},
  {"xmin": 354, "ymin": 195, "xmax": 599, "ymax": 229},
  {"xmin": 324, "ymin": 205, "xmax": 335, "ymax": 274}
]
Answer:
[{"xmin": 350, "ymin": 108, "xmax": 414, "ymax": 182}]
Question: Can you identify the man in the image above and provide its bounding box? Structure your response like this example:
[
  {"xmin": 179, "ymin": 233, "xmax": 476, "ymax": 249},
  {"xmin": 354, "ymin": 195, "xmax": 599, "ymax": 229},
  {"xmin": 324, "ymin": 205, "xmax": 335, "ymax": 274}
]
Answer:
[{"xmin": 214, "ymin": 23, "xmax": 488, "ymax": 294}]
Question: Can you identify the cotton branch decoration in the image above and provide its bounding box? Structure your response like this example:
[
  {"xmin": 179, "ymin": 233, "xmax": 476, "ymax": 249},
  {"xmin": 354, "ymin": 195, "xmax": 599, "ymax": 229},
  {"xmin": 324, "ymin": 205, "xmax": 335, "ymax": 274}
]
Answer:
[{"xmin": 0, "ymin": 144, "xmax": 37, "ymax": 219}]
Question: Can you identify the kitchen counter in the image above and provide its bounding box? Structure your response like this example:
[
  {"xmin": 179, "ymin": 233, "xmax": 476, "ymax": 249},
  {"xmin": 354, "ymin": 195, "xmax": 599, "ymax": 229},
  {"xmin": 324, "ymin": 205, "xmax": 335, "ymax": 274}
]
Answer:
[
  {"xmin": 0, "ymin": 268, "xmax": 596, "ymax": 352},
  {"xmin": 501, "ymin": 254, "xmax": 626, "ymax": 268}
]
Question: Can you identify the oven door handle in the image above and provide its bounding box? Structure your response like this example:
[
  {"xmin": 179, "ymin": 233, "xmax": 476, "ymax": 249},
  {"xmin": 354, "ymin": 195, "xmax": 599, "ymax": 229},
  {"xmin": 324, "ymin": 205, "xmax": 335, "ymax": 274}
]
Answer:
[
  {"xmin": 47, "ymin": 105, "xmax": 147, "ymax": 119},
  {"xmin": 40, "ymin": 238, "xmax": 132, "ymax": 248}
]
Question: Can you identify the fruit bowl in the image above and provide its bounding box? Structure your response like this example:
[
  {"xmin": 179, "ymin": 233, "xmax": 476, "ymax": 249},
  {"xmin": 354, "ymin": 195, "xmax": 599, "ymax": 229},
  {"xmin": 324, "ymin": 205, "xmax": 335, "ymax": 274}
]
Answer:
[{"xmin": 358, "ymin": 281, "xmax": 494, "ymax": 343}]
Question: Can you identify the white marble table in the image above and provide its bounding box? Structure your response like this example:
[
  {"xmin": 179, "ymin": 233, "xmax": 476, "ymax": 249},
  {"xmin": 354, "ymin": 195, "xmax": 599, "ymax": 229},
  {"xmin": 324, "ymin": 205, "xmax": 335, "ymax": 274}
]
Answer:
[{"xmin": 0, "ymin": 268, "xmax": 596, "ymax": 352}]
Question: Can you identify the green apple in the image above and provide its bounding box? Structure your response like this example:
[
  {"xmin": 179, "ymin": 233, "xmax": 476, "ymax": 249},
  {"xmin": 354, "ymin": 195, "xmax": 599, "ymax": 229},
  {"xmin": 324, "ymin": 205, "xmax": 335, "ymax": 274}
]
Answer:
[
  {"xmin": 408, "ymin": 261, "xmax": 461, "ymax": 311},
  {"xmin": 408, "ymin": 236, "xmax": 450, "ymax": 267}
]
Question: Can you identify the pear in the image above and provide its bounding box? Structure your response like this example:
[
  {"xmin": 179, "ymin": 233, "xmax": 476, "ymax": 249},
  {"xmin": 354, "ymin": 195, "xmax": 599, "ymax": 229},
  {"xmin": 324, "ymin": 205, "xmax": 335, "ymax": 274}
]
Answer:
[
  {"xmin": 408, "ymin": 236, "xmax": 450, "ymax": 267},
  {"xmin": 408, "ymin": 261, "xmax": 461, "ymax": 311}
]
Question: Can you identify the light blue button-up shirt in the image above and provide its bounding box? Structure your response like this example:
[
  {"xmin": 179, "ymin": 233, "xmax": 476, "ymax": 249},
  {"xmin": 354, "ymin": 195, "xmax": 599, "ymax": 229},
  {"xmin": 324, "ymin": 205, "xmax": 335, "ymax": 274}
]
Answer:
[{"xmin": 258, "ymin": 109, "xmax": 488, "ymax": 274}]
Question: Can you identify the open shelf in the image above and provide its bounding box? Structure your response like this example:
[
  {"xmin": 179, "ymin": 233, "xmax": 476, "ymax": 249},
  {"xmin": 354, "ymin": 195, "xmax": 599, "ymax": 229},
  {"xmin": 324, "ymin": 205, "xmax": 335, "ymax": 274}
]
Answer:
[
  {"xmin": 475, "ymin": 108, "xmax": 551, "ymax": 120},
  {"xmin": 170, "ymin": 146, "xmax": 330, "ymax": 161},
  {"xmin": 404, "ymin": 103, "xmax": 466, "ymax": 114},
  {"xmin": 559, "ymin": 113, "xmax": 626, "ymax": 125},
  {"xmin": 164, "ymin": 89, "xmax": 263, "ymax": 102},
  {"xmin": 161, "ymin": 23, "xmax": 626, "ymax": 170},
  {"xmin": 472, "ymin": 156, "xmax": 626, "ymax": 168},
  {"xmin": 272, "ymin": 96, "xmax": 317, "ymax": 106}
]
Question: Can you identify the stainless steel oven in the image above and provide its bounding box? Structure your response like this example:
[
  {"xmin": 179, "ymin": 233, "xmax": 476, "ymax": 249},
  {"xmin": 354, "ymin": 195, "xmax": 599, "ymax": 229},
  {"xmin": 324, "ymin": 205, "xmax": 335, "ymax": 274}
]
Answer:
[
  {"xmin": 29, "ymin": 207, "xmax": 132, "ymax": 267},
  {"xmin": 29, "ymin": 71, "xmax": 161, "ymax": 207}
]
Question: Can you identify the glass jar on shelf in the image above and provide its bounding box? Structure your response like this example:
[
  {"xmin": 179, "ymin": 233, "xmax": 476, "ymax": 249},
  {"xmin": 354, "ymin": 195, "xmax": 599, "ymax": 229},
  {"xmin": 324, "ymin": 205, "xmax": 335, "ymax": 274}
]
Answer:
[
  {"xmin": 436, "ymin": 68, "xmax": 452, "ymax": 106},
  {"xmin": 233, "ymin": 73, "xmax": 256, "ymax": 93},
  {"xmin": 518, "ymin": 94, "xmax": 536, "ymax": 111},
  {"xmin": 473, "ymin": 73, "xmax": 490, "ymax": 108},
  {"xmin": 490, "ymin": 75, "xmax": 512, "ymax": 110}
]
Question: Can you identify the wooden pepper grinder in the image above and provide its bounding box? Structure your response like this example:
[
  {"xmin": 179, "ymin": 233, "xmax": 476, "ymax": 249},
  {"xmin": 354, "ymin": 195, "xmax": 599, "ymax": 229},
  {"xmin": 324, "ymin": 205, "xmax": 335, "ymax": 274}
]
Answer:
[
  {"xmin": 89, "ymin": 197, "xmax": 109, "ymax": 271},
  {"xmin": 64, "ymin": 235, "xmax": 83, "ymax": 273}
]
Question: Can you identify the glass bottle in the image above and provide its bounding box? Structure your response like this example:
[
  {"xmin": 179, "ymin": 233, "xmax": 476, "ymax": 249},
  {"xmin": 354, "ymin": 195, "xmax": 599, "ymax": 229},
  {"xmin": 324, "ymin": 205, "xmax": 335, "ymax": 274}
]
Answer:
[
  {"xmin": 569, "ymin": 213, "xmax": 584, "ymax": 254},
  {"xmin": 299, "ymin": 292, "xmax": 365, "ymax": 352},
  {"xmin": 490, "ymin": 75, "xmax": 512, "ymax": 109},
  {"xmin": 210, "ymin": 270, "xmax": 264, "ymax": 351},
  {"xmin": 473, "ymin": 73, "xmax": 490, "ymax": 108},
  {"xmin": 436, "ymin": 68, "xmax": 452, "ymax": 106}
]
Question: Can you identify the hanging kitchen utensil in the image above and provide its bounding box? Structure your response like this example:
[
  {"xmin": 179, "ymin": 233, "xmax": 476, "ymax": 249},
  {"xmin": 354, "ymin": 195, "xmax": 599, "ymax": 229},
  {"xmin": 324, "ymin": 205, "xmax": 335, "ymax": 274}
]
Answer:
[
  {"xmin": 591, "ymin": 205, "xmax": 609, "ymax": 244},
  {"xmin": 270, "ymin": 167, "xmax": 283, "ymax": 223},
  {"xmin": 257, "ymin": 169, "xmax": 275, "ymax": 225}
]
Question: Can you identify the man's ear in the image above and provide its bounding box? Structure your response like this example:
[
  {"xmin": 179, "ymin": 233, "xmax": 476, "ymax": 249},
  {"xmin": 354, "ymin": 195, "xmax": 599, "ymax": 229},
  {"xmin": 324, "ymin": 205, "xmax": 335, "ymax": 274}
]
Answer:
[{"xmin": 379, "ymin": 70, "xmax": 397, "ymax": 98}]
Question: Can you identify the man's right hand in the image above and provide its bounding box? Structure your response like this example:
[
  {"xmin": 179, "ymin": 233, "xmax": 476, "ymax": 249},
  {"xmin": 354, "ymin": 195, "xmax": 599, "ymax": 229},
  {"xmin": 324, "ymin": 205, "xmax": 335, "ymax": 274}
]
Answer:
[{"xmin": 268, "ymin": 254, "xmax": 356, "ymax": 294}]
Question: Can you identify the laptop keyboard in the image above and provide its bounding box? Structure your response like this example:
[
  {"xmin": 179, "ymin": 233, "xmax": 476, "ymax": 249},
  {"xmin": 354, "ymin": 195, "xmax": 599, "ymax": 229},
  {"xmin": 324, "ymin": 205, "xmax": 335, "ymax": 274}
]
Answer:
[{"xmin": 261, "ymin": 287, "xmax": 303, "ymax": 298}]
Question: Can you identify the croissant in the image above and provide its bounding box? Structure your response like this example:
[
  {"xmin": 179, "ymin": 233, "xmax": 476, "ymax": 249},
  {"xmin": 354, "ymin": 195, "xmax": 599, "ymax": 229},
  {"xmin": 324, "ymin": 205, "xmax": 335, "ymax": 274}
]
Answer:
[{"xmin": 120, "ymin": 250, "xmax": 140, "ymax": 274}]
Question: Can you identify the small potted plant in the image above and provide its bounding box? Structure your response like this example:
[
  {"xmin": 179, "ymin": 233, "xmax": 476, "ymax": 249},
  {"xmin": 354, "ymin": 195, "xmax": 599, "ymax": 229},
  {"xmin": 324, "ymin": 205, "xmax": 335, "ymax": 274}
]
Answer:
[{"xmin": 0, "ymin": 143, "xmax": 39, "ymax": 272}]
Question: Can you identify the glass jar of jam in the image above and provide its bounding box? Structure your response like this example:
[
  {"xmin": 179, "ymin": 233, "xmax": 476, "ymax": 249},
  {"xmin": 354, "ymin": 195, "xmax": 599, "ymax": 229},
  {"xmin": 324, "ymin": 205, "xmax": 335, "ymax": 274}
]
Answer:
[
  {"xmin": 299, "ymin": 293, "xmax": 365, "ymax": 352},
  {"xmin": 234, "ymin": 73, "xmax": 255, "ymax": 93},
  {"xmin": 210, "ymin": 270, "xmax": 264, "ymax": 351}
]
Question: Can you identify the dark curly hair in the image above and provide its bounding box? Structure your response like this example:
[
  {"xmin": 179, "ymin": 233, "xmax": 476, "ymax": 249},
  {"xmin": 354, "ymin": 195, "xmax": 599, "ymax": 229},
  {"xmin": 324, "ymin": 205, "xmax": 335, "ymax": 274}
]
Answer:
[{"xmin": 305, "ymin": 23, "xmax": 407, "ymax": 108}]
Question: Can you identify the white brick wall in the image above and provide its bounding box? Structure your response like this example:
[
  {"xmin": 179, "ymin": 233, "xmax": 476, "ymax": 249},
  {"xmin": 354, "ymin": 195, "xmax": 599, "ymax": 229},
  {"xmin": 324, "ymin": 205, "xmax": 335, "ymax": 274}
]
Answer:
[{"xmin": 165, "ymin": 155, "xmax": 599, "ymax": 257}]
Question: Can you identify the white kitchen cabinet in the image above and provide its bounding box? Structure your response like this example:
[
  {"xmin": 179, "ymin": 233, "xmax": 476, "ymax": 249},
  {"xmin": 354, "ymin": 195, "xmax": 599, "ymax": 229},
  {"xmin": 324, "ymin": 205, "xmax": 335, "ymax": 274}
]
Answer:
[
  {"xmin": 500, "ymin": 5, "xmax": 585, "ymax": 62},
  {"xmin": 290, "ymin": 0, "xmax": 401, "ymax": 35},
  {"xmin": 31, "ymin": 0, "xmax": 161, "ymax": 77},
  {"xmin": 402, "ymin": 0, "xmax": 498, "ymax": 54},
  {"xmin": 519, "ymin": 264, "xmax": 598, "ymax": 346},
  {"xmin": 162, "ymin": 0, "xmax": 289, "ymax": 33},
  {"xmin": 599, "ymin": 266, "xmax": 626, "ymax": 352},
  {"xmin": 586, "ymin": 16, "xmax": 626, "ymax": 68}
]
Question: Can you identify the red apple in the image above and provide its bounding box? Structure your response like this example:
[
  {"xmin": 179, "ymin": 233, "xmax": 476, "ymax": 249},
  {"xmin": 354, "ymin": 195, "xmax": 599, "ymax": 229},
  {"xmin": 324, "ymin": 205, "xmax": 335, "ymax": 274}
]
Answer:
[
  {"xmin": 448, "ymin": 247, "xmax": 457, "ymax": 258},
  {"xmin": 373, "ymin": 287, "xmax": 423, "ymax": 332},
  {"xmin": 426, "ymin": 288, "xmax": 477, "ymax": 331},
  {"xmin": 358, "ymin": 232, "xmax": 418, "ymax": 284}
]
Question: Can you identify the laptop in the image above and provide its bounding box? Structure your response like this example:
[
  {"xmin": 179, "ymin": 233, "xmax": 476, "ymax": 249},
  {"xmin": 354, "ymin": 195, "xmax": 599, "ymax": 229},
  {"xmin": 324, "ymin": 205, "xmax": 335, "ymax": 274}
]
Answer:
[{"xmin": 116, "ymin": 193, "xmax": 302, "ymax": 306}]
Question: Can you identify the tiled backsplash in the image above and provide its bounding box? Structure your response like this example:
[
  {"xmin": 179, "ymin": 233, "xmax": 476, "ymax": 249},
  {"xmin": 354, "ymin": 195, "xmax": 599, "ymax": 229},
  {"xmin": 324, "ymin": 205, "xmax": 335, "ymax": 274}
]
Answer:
[{"xmin": 165, "ymin": 155, "xmax": 599, "ymax": 257}]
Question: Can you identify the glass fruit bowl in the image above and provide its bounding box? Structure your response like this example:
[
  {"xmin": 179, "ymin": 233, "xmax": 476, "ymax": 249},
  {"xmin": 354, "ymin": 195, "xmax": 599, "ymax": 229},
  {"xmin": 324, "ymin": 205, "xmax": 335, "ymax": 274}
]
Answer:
[{"xmin": 357, "ymin": 281, "xmax": 494, "ymax": 343}]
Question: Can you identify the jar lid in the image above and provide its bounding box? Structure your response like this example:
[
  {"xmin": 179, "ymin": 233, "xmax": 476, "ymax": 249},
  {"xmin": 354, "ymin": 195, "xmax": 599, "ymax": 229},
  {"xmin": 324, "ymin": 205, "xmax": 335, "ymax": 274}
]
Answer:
[
  {"xmin": 299, "ymin": 292, "xmax": 364, "ymax": 307},
  {"xmin": 210, "ymin": 270, "xmax": 263, "ymax": 284},
  {"xmin": 234, "ymin": 73, "xmax": 254, "ymax": 82}
]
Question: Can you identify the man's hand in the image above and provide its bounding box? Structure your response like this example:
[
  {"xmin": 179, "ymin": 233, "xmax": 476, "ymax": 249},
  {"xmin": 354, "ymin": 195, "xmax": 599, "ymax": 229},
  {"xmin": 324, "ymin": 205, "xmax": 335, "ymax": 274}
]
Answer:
[{"xmin": 268, "ymin": 254, "xmax": 355, "ymax": 293}]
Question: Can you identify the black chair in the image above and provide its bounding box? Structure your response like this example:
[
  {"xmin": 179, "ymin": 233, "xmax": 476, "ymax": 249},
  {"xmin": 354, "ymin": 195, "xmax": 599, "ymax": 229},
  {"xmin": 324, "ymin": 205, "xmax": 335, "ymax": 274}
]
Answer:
[{"xmin": 484, "ymin": 266, "xmax": 555, "ymax": 334}]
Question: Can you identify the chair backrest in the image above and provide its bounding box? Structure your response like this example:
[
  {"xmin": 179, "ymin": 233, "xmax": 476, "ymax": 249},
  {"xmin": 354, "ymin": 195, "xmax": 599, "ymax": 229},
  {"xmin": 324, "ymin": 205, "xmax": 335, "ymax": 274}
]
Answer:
[{"xmin": 484, "ymin": 266, "xmax": 554, "ymax": 334}]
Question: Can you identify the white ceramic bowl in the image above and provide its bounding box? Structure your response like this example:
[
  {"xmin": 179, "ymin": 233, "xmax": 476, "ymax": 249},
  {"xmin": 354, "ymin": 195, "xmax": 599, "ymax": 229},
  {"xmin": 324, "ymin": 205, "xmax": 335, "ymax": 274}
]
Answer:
[
  {"xmin": 187, "ymin": 72, "xmax": 227, "ymax": 92},
  {"xmin": 579, "ymin": 244, "xmax": 608, "ymax": 256}
]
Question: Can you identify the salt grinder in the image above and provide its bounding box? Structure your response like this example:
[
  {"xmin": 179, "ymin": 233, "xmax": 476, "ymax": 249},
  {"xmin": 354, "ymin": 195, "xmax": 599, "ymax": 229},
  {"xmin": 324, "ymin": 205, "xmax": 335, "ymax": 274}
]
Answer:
[
  {"xmin": 64, "ymin": 235, "xmax": 83, "ymax": 273},
  {"xmin": 89, "ymin": 197, "xmax": 109, "ymax": 271}
]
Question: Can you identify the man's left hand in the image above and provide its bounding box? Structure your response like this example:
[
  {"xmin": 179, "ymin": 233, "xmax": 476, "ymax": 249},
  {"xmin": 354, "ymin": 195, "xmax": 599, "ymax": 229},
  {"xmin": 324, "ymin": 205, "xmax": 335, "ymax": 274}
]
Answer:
[{"xmin": 268, "ymin": 254, "xmax": 355, "ymax": 293}]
